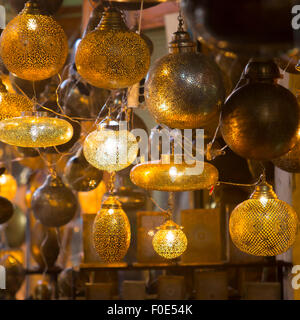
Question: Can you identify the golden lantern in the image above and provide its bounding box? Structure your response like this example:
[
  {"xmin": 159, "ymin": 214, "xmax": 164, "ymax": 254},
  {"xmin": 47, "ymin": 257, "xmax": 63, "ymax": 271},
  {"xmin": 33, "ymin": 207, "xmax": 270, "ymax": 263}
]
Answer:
[
  {"xmin": 75, "ymin": 8, "xmax": 150, "ymax": 89},
  {"xmin": 0, "ymin": 111, "xmax": 73, "ymax": 148},
  {"xmin": 130, "ymin": 156, "xmax": 218, "ymax": 192},
  {"xmin": 229, "ymin": 179, "xmax": 298, "ymax": 256},
  {"xmin": 83, "ymin": 118, "xmax": 138, "ymax": 173},
  {"xmin": 145, "ymin": 16, "xmax": 224, "ymax": 129},
  {"xmin": 152, "ymin": 220, "xmax": 188, "ymax": 259},
  {"xmin": 33, "ymin": 280, "xmax": 52, "ymax": 300},
  {"xmin": 0, "ymin": 0, "xmax": 68, "ymax": 81},
  {"xmin": 0, "ymin": 80, "xmax": 33, "ymax": 120},
  {"xmin": 93, "ymin": 195, "xmax": 131, "ymax": 263},
  {"xmin": 78, "ymin": 180, "xmax": 107, "ymax": 214},
  {"xmin": 0, "ymin": 173, "xmax": 17, "ymax": 201}
]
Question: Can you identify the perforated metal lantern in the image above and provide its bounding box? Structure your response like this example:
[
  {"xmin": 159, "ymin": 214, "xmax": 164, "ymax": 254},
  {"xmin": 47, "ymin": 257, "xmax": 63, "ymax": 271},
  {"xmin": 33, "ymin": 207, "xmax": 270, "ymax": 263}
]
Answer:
[
  {"xmin": 229, "ymin": 181, "xmax": 298, "ymax": 256},
  {"xmin": 93, "ymin": 195, "xmax": 131, "ymax": 263},
  {"xmin": 0, "ymin": 112, "xmax": 73, "ymax": 148},
  {"xmin": 75, "ymin": 8, "xmax": 150, "ymax": 90},
  {"xmin": 0, "ymin": 0, "xmax": 68, "ymax": 81},
  {"xmin": 152, "ymin": 220, "xmax": 188, "ymax": 259},
  {"xmin": 145, "ymin": 23, "xmax": 224, "ymax": 129}
]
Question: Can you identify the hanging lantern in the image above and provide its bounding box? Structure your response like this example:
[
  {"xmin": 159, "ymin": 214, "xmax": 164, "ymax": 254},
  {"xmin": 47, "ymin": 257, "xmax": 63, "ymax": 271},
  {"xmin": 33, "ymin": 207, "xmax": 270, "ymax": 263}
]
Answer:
[
  {"xmin": 30, "ymin": 221, "xmax": 59, "ymax": 269},
  {"xmin": 229, "ymin": 179, "xmax": 298, "ymax": 256},
  {"xmin": 130, "ymin": 156, "xmax": 218, "ymax": 192},
  {"xmin": 0, "ymin": 173, "xmax": 17, "ymax": 201},
  {"xmin": 0, "ymin": 111, "xmax": 73, "ymax": 148},
  {"xmin": 152, "ymin": 220, "xmax": 188, "ymax": 259},
  {"xmin": 0, "ymin": 196, "xmax": 14, "ymax": 225},
  {"xmin": 0, "ymin": 80, "xmax": 33, "ymax": 120},
  {"xmin": 31, "ymin": 174, "xmax": 78, "ymax": 228},
  {"xmin": 0, "ymin": 0, "xmax": 68, "ymax": 81},
  {"xmin": 92, "ymin": 0, "xmax": 163, "ymax": 11},
  {"xmin": 93, "ymin": 195, "xmax": 131, "ymax": 263},
  {"xmin": 33, "ymin": 280, "xmax": 52, "ymax": 300},
  {"xmin": 145, "ymin": 16, "xmax": 224, "ymax": 129},
  {"xmin": 9, "ymin": 0, "xmax": 63, "ymax": 14},
  {"xmin": 78, "ymin": 180, "xmax": 107, "ymax": 214},
  {"xmin": 75, "ymin": 8, "xmax": 150, "ymax": 90},
  {"xmin": 221, "ymin": 59, "xmax": 299, "ymax": 160},
  {"xmin": 83, "ymin": 118, "xmax": 139, "ymax": 173},
  {"xmin": 64, "ymin": 148, "xmax": 103, "ymax": 192}
]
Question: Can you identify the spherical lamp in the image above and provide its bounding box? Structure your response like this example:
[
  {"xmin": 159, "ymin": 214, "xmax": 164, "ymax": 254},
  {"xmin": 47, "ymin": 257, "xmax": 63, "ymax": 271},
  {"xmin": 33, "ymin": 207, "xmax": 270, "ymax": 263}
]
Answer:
[
  {"xmin": 229, "ymin": 180, "xmax": 298, "ymax": 256},
  {"xmin": 83, "ymin": 118, "xmax": 138, "ymax": 173},
  {"xmin": 152, "ymin": 220, "xmax": 187, "ymax": 259},
  {"xmin": 75, "ymin": 8, "xmax": 150, "ymax": 89},
  {"xmin": 0, "ymin": 0, "xmax": 68, "ymax": 81}
]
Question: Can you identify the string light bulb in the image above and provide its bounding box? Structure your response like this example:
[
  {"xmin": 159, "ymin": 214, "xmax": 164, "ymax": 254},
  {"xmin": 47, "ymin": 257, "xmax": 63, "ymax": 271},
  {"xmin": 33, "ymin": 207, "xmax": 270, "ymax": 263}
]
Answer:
[
  {"xmin": 152, "ymin": 220, "xmax": 187, "ymax": 259},
  {"xmin": 0, "ymin": 80, "xmax": 33, "ymax": 120},
  {"xmin": 83, "ymin": 118, "xmax": 138, "ymax": 173},
  {"xmin": 93, "ymin": 195, "xmax": 131, "ymax": 263},
  {"xmin": 0, "ymin": 0, "xmax": 68, "ymax": 81},
  {"xmin": 229, "ymin": 178, "xmax": 298, "ymax": 256},
  {"xmin": 0, "ymin": 111, "xmax": 73, "ymax": 148},
  {"xmin": 75, "ymin": 7, "xmax": 150, "ymax": 89}
]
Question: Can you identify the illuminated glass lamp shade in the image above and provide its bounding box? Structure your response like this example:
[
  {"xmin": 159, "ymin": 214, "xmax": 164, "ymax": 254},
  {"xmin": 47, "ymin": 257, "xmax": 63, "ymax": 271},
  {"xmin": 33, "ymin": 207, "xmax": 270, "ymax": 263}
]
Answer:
[
  {"xmin": 75, "ymin": 8, "xmax": 150, "ymax": 89},
  {"xmin": 0, "ymin": 80, "xmax": 33, "ymax": 120},
  {"xmin": 0, "ymin": 173, "xmax": 18, "ymax": 201},
  {"xmin": 130, "ymin": 157, "xmax": 219, "ymax": 191},
  {"xmin": 0, "ymin": 112, "xmax": 73, "ymax": 148},
  {"xmin": 152, "ymin": 220, "xmax": 187, "ymax": 259},
  {"xmin": 93, "ymin": 195, "xmax": 131, "ymax": 263},
  {"xmin": 0, "ymin": 1, "xmax": 68, "ymax": 81},
  {"xmin": 83, "ymin": 119, "xmax": 138, "ymax": 172},
  {"xmin": 229, "ymin": 181, "xmax": 298, "ymax": 256}
]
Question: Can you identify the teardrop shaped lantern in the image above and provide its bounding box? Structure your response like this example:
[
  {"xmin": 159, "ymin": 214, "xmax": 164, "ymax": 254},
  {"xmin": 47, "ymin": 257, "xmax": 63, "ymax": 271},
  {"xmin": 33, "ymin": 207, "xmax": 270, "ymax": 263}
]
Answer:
[
  {"xmin": 145, "ymin": 15, "xmax": 225, "ymax": 129},
  {"xmin": 152, "ymin": 220, "xmax": 188, "ymax": 259},
  {"xmin": 0, "ymin": 80, "xmax": 33, "ymax": 120},
  {"xmin": 0, "ymin": 111, "xmax": 73, "ymax": 148},
  {"xmin": 75, "ymin": 7, "xmax": 150, "ymax": 89},
  {"xmin": 83, "ymin": 118, "xmax": 138, "ymax": 173},
  {"xmin": 93, "ymin": 195, "xmax": 131, "ymax": 263},
  {"xmin": 221, "ymin": 59, "xmax": 299, "ymax": 161},
  {"xmin": 130, "ymin": 155, "xmax": 218, "ymax": 192},
  {"xmin": 229, "ymin": 179, "xmax": 298, "ymax": 256},
  {"xmin": 31, "ymin": 174, "xmax": 78, "ymax": 228},
  {"xmin": 0, "ymin": 0, "xmax": 68, "ymax": 81}
]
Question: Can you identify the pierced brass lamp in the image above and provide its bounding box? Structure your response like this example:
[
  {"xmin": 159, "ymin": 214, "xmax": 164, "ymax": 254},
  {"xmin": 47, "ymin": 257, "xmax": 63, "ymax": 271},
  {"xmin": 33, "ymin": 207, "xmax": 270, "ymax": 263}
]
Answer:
[
  {"xmin": 0, "ymin": 0, "xmax": 68, "ymax": 81},
  {"xmin": 83, "ymin": 118, "xmax": 138, "ymax": 173},
  {"xmin": 152, "ymin": 220, "xmax": 187, "ymax": 259},
  {"xmin": 75, "ymin": 7, "xmax": 150, "ymax": 89},
  {"xmin": 93, "ymin": 195, "xmax": 131, "ymax": 263},
  {"xmin": 0, "ymin": 111, "xmax": 73, "ymax": 148},
  {"xmin": 130, "ymin": 156, "xmax": 218, "ymax": 192},
  {"xmin": 229, "ymin": 179, "xmax": 298, "ymax": 256}
]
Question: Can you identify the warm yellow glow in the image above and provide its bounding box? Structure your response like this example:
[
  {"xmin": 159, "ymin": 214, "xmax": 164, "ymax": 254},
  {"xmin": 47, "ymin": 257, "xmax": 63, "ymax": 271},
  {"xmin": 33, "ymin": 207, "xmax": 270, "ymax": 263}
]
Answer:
[
  {"xmin": 0, "ymin": 113, "xmax": 73, "ymax": 148},
  {"xmin": 75, "ymin": 9, "xmax": 150, "ymax": 89},
  {"xmin": 130, "ymin": 159, "xmax": 218, "ymax": 191},
  {"xmin": 0, "ymin": 173, "xmax": 17, "ymax": 201},
  {"xmin": 93, "ymin": 195, "xmax": 131, "ymax": 263},
  {"xmin": 229, "ymin": 193, "xmax": 298, "ymax": 256},
  {"xmin": 152, "ymin": 220, "xmax": 188, "ymax": 259},
  {"xmin": 83, "ymin": 125, "xmax": 138, "ymax": 173},
  {"xmin": 0, "ymin": 10, "xmax": 68, "ymax": 81},
  {"xmin": 78, "ymin": 181, "xmax": 106, "ymax": 214}
]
